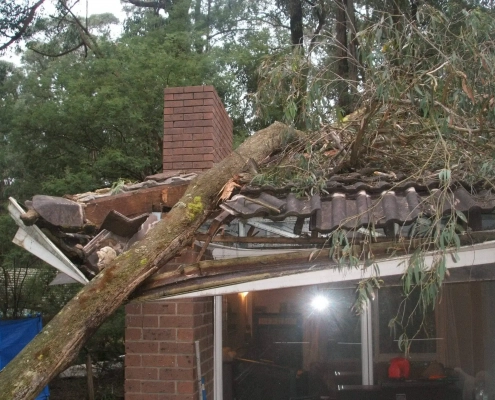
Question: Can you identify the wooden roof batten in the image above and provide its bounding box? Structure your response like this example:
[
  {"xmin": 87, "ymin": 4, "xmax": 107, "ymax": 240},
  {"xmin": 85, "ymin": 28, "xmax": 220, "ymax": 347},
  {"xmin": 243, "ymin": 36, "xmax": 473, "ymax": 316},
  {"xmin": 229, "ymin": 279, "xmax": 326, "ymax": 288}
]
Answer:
[{"xmin": 135, "ymin": 230, "xmax": 495, "ymax": 300}]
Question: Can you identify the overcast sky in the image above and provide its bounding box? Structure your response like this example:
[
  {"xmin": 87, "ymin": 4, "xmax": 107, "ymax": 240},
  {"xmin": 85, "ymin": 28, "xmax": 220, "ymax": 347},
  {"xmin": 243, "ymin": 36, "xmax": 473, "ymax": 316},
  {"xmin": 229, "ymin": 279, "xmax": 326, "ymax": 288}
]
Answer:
[{"xmin": 72, "ymin": 0, "xmax": 126, "ymax": 21}]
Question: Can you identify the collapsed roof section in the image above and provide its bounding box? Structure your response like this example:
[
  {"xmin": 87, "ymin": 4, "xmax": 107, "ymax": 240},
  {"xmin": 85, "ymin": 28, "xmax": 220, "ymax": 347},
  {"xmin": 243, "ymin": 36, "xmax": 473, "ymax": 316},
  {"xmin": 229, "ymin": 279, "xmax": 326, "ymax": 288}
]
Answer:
[
  {"xmin": 8, "ymin": 172, "xmax": 196, "ymax": 284},
  {"xmin": 8, "ymin": 165, "xmax": 495, "ymax": 292}
]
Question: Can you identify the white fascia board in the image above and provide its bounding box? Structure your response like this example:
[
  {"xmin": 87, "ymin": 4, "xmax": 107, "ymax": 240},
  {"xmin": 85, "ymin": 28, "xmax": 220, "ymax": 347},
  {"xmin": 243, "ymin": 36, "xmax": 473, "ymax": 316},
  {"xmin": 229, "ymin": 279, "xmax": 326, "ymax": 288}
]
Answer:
[
  {"xmin": 8, "ymin": 197, "xmax": 88, "ymax": 285},
  {"xmin": 167, "ymin": 240, "xmax": 495, "ymax": 299}
]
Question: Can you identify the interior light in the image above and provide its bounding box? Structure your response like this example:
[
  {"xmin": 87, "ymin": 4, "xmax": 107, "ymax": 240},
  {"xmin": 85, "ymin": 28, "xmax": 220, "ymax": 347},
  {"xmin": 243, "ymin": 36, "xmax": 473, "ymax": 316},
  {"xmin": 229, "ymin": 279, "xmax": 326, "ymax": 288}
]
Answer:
[
  {"xmin": 311, "ymin": 295, "xmax": 330, "ymax": 311},
  {"xmin": 240, "ymin": 292, "xmax": 249, "ymax": 299}
]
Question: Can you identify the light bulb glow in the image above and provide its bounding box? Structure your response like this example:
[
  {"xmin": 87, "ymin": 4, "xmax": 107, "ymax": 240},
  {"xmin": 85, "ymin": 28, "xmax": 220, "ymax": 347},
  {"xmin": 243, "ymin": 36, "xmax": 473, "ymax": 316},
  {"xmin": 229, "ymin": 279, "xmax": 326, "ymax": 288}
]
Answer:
[{"xmin": 311, "ymin": 295, "xmax": 330, "ymax": 311}]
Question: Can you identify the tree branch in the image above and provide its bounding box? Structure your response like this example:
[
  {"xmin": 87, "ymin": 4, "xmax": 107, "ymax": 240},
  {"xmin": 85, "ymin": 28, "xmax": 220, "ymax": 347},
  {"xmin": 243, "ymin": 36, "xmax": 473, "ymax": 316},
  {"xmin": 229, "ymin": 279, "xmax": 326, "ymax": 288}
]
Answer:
[
  {"xmin": 122, "ymin": 0, "xmax": 170, "ymax": 9},
  {"xmin": 27, "ymin": 42, "xmax": 85, "ymax": 58},
  {"xmin": 0, "ymin": 122, "xmax": 299, "ymax": 400},
  {"xmin": 0, "ymin": 0, "xmax": 46, "ymax": 52}
]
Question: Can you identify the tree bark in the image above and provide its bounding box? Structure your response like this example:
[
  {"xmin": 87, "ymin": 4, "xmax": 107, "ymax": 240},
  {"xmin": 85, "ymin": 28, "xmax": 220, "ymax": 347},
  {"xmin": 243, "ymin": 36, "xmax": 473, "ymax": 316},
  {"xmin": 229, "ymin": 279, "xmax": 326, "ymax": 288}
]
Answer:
[
  {"xmin": 335, "ymin": 0, "xmax": 350, "ymax": 115},
  {"xmin": 0, "ymin": 122, "xmax": 298, "ymax": 400}
]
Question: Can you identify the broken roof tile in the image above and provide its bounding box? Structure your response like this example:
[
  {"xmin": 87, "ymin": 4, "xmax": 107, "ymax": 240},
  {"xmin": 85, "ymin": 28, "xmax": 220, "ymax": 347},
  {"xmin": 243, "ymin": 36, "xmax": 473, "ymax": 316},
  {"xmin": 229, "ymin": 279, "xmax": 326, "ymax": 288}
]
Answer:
[
  {"xmin": 32, "ymin": 195, "xmax": 84, "ymax": 228},
  {"xmin": 222, "ymin": 185, "xmax": 495, "ymax": 233},
  {"xmin": 100, "ymin": 210, "xmax": 149, "ymax": 238}
]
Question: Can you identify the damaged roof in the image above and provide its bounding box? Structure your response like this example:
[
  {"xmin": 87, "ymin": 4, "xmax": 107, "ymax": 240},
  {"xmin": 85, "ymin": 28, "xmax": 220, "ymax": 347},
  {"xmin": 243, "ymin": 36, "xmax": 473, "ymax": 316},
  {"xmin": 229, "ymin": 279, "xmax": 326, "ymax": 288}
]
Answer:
[{"xmin": 221, "ymin": 183, "xmax": 495, "ymax": 233}]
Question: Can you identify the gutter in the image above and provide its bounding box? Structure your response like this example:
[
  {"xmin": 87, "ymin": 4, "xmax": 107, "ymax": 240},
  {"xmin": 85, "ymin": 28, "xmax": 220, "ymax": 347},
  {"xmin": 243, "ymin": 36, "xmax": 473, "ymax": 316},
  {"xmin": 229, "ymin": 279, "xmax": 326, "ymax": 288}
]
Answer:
[{"xmin": 8, "ymin": 197, "xmax": 89, "ymax": 285}]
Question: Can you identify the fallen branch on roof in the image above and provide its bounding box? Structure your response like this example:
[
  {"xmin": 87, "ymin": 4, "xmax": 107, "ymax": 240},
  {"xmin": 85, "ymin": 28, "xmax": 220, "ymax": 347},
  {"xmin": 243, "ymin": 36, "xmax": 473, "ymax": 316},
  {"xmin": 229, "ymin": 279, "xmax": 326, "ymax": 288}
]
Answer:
[
  {"xmin": 135, "ymin": 229, "xmax": 495, "ymax": 301},
  {"xmin": 0, "ymin": 122, "xmax": 299, "ymax": 400}
]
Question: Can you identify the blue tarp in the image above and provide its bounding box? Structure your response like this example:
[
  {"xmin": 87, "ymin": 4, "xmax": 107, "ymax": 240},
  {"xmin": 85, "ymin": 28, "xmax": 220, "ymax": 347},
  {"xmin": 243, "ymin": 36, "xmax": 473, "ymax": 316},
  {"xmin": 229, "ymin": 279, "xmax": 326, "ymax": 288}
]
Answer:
[{"xmin": 0, "ymin": 316, "xmax": 50, "ymax": 400}]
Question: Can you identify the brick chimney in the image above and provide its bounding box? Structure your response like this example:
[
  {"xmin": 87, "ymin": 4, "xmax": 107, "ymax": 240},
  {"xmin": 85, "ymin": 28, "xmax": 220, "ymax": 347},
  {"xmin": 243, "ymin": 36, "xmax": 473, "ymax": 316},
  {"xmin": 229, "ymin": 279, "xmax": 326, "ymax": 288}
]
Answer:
[
  {"xmin": 124, "ymin": 86, "xmax": 232, "ymax": 400},
  {"xmin": 163, "ymin": 86, "xmax": 233, "ymax": 172}
]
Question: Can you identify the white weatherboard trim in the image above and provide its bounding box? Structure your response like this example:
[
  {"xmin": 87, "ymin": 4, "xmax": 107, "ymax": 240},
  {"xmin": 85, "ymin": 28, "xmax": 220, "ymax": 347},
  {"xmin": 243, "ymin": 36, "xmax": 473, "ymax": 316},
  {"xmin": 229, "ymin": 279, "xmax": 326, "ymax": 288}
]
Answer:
[
  {"xmin": 8, "ymin": 197, "xmax": 88, "ymax": 285},
  {"xmin": 213, "ymin": 296, "xmax": 223, "ymax": 400},
  {"xmin": 166, "ymin": 240, "xmax": 495, "ymax": 299}
]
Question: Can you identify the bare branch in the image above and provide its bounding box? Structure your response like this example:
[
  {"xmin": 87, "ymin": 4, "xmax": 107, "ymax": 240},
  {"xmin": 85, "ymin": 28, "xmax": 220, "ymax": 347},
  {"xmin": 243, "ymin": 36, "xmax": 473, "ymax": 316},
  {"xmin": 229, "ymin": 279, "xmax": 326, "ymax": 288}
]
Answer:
[
  {"xmin": 0, "ymin": 0, "xmax": 46, "ymax": 52},
  {"xmin": 27, "ymin": 41, "xmax": 85, "ymax": 58}
]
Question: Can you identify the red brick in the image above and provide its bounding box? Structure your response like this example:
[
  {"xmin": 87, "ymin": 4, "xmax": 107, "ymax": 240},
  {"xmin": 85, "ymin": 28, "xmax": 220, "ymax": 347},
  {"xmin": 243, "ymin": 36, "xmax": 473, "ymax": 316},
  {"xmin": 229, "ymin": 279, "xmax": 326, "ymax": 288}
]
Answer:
[
  {"xmin": 126, "ymin": 341, "xmax": 159, "ymax": 354},
  {"xmin": 173, "ymin": 106, "xmax": 194, "ymax": 114},
  {"xmin": 202, "ymin": 85, "xmax": 215, "ymax": 92},
  {"xmin": 203, "ymin": 98, "xmax": 214, "ymax": 106},
  {"xmin": 202, "ymin": 112, "xmax": 214, "ymax": 120},
  {"xmin": 193, "ymin": 119, "xmax": 213, "ymax": 127},
  {"xmin": 192, "ymin": 146, "xmax": 210, "ymax": 155},
  {"xmin": 177, "ymin": 381, "xmax": 195, "ymax": 394},
  {"xmin": 173, "ymin": 93, "xmax": 194, "ymax": 100},
  {"xmin": 203, "ymin": 140, "xmax": 214, "ymax": 147},
  {"xmin": 193, "ymin": 106, "xmax": 213, "ymax": 113},
  {"xmin": 159, "ymin": 368, "xmax": 194, "ymax": 381},
  {"xmin": 164, "ymin": 114, "xmax": 184, "ymax": 122},
  {"xmin": 142, "ymin": 354, "xmax": 176, "ymax": 368},
  {"xmin": 126, "ymin": 366, "xmax": 159, "ymax": 380},
  {"xmin": 167, "ymin": 155, "xmax": 184, "ymax": 163},
  {"xmin": 160, "ymin": 315, "xmax": 195, "ymax": 328},
  {"xmin": 203, "ymin": 153, "xmax": 215, "ymax": 162},
  {"xmin": 163, "ymin": 133, "xmax": 174, "ymax": 142},
  {"xmin": 126, "ymin": 316, "xmax": 159, "ymax": 328},
  {"xmin": 177, "ymin": 302, "xmax": 200, "ymax": 315},
  {"xmin": 125, "ymin": 354, "xmax": 142, "ymax": 367},
  {"xmin": 179, "ymin": 140, "xmax": 195, "ymax": 148},
  {"xmin": 177, "ymin": 328, "xmax": 194, "ymax": 342},
  {"xmin": 176, "ymin": 133, "xmax": 193, "ymax": 141},
  {"xmin": 126, "ymin": 303, "xmax": 142, "ymax": 315},
  {"xmin": 164, "ymin": 107, "xmax": 174, "ymax": 115},
  {"xmin": 126, "ymin": 328, "xmax": 142, "ymax": 341},
  {"xmin": 183, "ymin": 113, "xmax": 204, "ymax": 121},
  {"xmin": 184, "ymin": 99, "xmax": 204, "ymax": 107},
  {"xmin": 182, "ymin": 155, "xmax": 200, "ymax": 162},
  {"xmin": 142, "ymin": 302, "xmax": 176, "ymax": 315},
  {"xmin": 174, "ymin": 120, "xmax": 195, "ymax": 128},
  {"xmin": 164, "ymin": 87, "xmax": 184, "ymax": 94},
  {"xmin": 163, "ymin": 148, "xmax": 175, "ymax": 156},
  {"xmin": 163, "ymin": 100, "xmax": 183, "ymax": 107},
  {"xmin": 164, "ymin": 122, "xmax": 174, "ymax": 129},
  {"xmin": 183, "ymin": 86, "xmax": 203, "ymax": 93},
  {"xmin": 193, "ymin": 92, "xmax": 214, "ymax": 100},
  {"xmin": 183, "ymin": 127, "xmax": 204, "ymax": 135},
  {"xmin": 125, "ymin": 379, "xmax": 141, "ymax": 393},
  {"xmin": 166, "ymin": 128, "xmax": 184, "ymax": 136},
  {"xmin": 169, "ymin": 141, "xmax": 184, "ymax": 148},
  {"xmin": 142, "ymin": 381, "xmax": 176, "ymax": 394},
  {"xmin": 162, "ymin": 162, "xmax": 173, "ymax": 170},
  {"xmin": 177, "ymin": 355, "xmax": 194, "ymax": 368},
  {"xmin": 164, "ymin": 93, "xmax": 175, "ymax": 101},
  {"xmin": 159, "ymin": 342, "xmax": 194, "ymax": 354},
  {"xmin": 175, "ymin": 147, "xmax": 194, "ymax": 155},
  {"xmin": 173, "ymin": 162, "xmax": 194, "ymax": 169},
  {"xmin": 142, "ymin": 328, "xmax": 176, "ymax": 341}
]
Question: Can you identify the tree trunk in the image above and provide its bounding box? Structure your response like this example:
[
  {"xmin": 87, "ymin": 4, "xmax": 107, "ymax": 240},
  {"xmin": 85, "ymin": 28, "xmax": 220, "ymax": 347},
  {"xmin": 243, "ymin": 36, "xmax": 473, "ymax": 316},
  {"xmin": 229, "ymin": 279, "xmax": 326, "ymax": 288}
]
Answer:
[
  {"xmin": 335, "ymin": 0, "xmax": 350, "ymax": 115},
  {"xmin": 287, "ymin": 0, "xmax": 307, "ymax": 129},
  {"xmin": 0, "ymin": 122, "xmax": 298, "ymax": 400}
]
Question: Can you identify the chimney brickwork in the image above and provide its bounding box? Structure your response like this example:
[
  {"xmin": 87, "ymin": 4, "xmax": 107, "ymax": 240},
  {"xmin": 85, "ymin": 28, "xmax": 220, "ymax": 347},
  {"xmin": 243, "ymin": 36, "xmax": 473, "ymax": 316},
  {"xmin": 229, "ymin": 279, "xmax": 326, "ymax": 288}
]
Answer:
[
  {"xmin": 163, "ymin": 86, "xmax": 233, "ymax": 172},
  {"xmin": 125, "ymin": 296, "xmax": 213, "ymax": 400},
  {"xmin": 125, "ymin": 86, "xmax": 233, "ymax": 400},
  {"xmin": 124, "ymin": 85, "xmax": 230, "ymax": 399}
]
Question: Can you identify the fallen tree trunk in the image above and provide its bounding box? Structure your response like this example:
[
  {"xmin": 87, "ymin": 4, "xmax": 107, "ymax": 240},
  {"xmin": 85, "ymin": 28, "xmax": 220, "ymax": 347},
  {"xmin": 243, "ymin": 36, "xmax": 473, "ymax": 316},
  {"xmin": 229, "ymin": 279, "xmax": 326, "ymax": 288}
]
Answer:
[{"xmin": 0, "ymin": 122, "xmax": 297, "ymax": 400}]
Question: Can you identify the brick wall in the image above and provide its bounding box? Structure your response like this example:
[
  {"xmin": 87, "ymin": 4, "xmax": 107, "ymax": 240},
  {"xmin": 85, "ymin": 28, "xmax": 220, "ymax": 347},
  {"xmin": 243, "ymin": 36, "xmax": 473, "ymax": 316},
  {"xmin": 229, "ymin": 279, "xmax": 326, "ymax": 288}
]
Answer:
[
  {"xmin": 163, "ymin": 86, "xmax": 233, "ymax": 172},
  {"xmin": 125, "ymin": 297, "xmax": 213, "ymax": 400}
]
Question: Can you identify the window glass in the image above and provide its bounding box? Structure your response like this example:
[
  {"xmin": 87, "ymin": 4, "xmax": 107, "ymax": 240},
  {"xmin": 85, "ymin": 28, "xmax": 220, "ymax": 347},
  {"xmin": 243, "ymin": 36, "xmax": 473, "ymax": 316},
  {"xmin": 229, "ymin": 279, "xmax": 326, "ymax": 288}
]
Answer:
[{"xmin": 223, "ymin": 286, "xmax": 361, "ymax": 400}]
